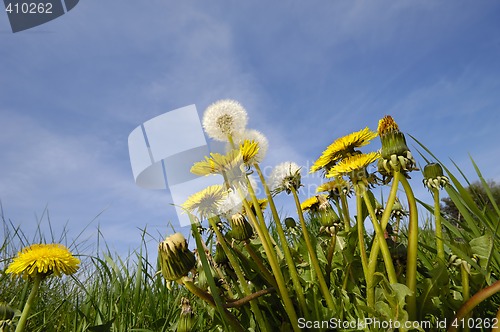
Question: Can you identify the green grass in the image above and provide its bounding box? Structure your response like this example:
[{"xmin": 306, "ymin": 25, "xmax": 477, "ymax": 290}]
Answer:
[{"xmin": 2, "ymin": 150, "xmax": 500, "ymax": 331}]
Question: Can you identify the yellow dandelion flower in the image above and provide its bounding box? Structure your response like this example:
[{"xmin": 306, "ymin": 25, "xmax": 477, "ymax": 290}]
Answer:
[
  {"xmin": 6, "ymin": 243, "xmax": 80, "ymax": 279},
  {"xmin": 182, "ymin": 185, "xmax": 228, "ymax": 220},
  {"xmin": 327, "ymin": 152, "xmax": 380, "ymax": 178},
  {"xmin": 310, "ymin": 127, "xmax": 377, "ymax": 173},
  {"xmin": 190, "ymin": 150, "xmax": 242, "ymax": 176},
  {"xmin": 316, "ymin": 178, "xmax": 351, "ymax": 196},
  {"xmin": 301, "ymin": 195, "xmax": 322, "ymax": 212},
  {"xmin": 242, "ymin": 198, "xmax": 268, "ymax": 216},
  {"xmin": 239, "ymin": 139, "xmax": 260, "ymax": 165}
]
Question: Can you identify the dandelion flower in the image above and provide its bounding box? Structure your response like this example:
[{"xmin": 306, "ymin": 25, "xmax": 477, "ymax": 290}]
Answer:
[
  {"xmin": 191, "ymin": 150, "xmax": 243, "ymax": 177},
  {"xmin": 269, "ymin": 162, "xmax": 302, "ymax": 195},
  {"xmin": 182, "ymin": 185, "xmax": 228, "ymax": 220},
  {"xmin": 310, "ymin": 128, "xmax": 377, "ymax": 173},
  {"xmin": 158, "ymin": 233, "xmax": 196, "ymax": 281},
  {"xmin": 6, "ymin": 243, "xmax": 80, "ymax": 280},
  {"xmin": 234, "ymin": 129, "xmax": 269, "ymax": 163},
  {"xmin": 300, "ymin": 195, "xmax": 324, "ymax": 212},
  {"xmin": 203, "ymin": 99, "xmax": 248, "ymax": 141},
  {"xmin": 327, "ymin": 152, "xmax": 380, "ymax": 189},
  {"xmin": 317, "ymin": 178, "xmax": 352, "ymax": 197},
  {"xmin": 239, "ymin": 140, "xmax": 260, "ymax": 165}
]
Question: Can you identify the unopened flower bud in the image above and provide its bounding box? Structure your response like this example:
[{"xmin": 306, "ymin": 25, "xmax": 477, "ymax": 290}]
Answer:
[
  {"xmin": 214, "ymin": 242, "xmax": 228, "ymax": 266},
  {"xmin": 229, "ymin": 213, "xmax": 254, "ymax": 241},
  {"xmin": 159, "ymin": 233, "xmax": 196, "ymax": 282},
  {"xmin": 284, "ymin": 217, "xmax": 297, "ymax": 229},
  {"xmin": 423, "ymin": 163, "xmax": 449, "ymax": 190},
  {"xmin": 177, "ymin": 297, "xmax": 195, "ymax": 332},
  {"xmin": 378, "ymin": 116, "xmax": 418, "ymax": 175}
]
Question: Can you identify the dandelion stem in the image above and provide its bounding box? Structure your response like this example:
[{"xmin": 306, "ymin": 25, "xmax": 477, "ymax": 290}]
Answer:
[
  {"xmin": 448, "ymin": 280, "xmax": 500, "ymax": 332},
  {"xmin": 291, "ymin": 186, "xmax": 336, "ymax": 311},
  {"xmin": 182, "ymin": 278, "xmax": 245, "ymax": 332},
  {"xmin": 356, "ymin": 191, "xmax": 371, "ymax": 307},
  {"xmin": 367, "ymin": 171, "xmax": 400, "ymax": 307},
  {"xmin": 325, "ymin": 232, "xmax": 337, "ymax": 288},
  {"xmin": 238, "ymin": 193, "xmax": 301, "ymax": 332},
  {"xmin": 340, "ymin": 192, "xmax": 351, "ymax": 231},
  {"xmin": 432, "ymin": 187, "xmax": 445, "ymax": 262},
  {"xmin": 189, "ymin": 217, "xmax": 242, "ymax": 332},
  {"xmin": 207, "ymin": 217, "xmax": 270, "ymax": 332},
  {"xmin": 400, "ymin": 175, "xmax": 418, "ymax": 321},
  {"xmin": 362, "ymin": 192, "xmax": 398, "ymax": 285},
  {"xmin": 15, "ymin": 274, "xmax": 42, "ymax": 332},
  {"xmin": 461, "ymin": 264, "xmax": 471, "ymax": 332},
  {"xmin": 254, "ymin": 164, "xmax": 309, "ymax": 318}
]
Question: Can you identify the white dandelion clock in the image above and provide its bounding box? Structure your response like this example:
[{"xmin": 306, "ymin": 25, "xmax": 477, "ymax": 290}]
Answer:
[
  {"xmin": 202, "ymin": 99, "xmax": 248, "ymax": 142},
  {"xmin": 269, "ymin": 161, "xmax": 302, "ymax": 195}
]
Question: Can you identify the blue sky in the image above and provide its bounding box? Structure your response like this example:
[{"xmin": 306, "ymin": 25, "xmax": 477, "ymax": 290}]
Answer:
[{"xmin": 1, "ymin": 1, "xmax": 499, "ymax": 257}]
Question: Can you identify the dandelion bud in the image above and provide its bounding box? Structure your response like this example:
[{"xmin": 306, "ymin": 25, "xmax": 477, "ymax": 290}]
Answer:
[
  {"xmin": 391, "ymin": 199, "xmax": 408, "ymax": 219},
  {"xmin": 214, "ymin": 242, "xmax": 228, "ymax": 266},
  {"xmin": 377, "ymin": 115, "xmax": 417, "ymax": 175},
  {"xmin": 284, "ymin": 217, "xmax": 297, "ymax": 229},
  {"xmin": 159, "ymin": 233, "xmax": 196, "ymax": 282},
  {"xmin": 229, "ymin": 213, "xmax": 254, "ymax": 241},
  {"xmin": 423, "ymin": 163, "xmax": 449, "ymax": 190},
  {"xmin": 177, "ymin": 297, "xmax": 195, "ymax": 332}
]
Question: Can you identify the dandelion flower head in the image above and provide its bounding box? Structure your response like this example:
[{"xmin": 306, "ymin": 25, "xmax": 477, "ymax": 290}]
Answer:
[
  {"xmin": 269, "ymin": 161, "xmax": 302, "ymax": 194},
  {"xmin": 327, "ymin": 152, "xmax": 380, "ymax": 178},
  {"xmin": 310, "ymin": 128, "xmax": 377, "ymax": 173},
  {"xmin": 203, "ymin": 99, "xmax": 248, "ymax": 141},
  {"xmin": 233, "ymin": 129, "xmax": 269, "ymax": 163},
  {"xmin": 182, "ymin": 185, "xmax": 228, "ymax": 220},
  {"xmin": 6, "ymin": 243, "xmax": 80, "ymax": 279}
]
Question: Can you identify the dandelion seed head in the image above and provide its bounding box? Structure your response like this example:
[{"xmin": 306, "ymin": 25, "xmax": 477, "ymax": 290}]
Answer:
[{"xmin": 203, "ymin": 99, "xmax": 248, "ymax": 141}]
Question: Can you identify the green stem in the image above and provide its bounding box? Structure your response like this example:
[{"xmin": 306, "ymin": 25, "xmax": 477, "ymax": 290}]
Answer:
[
  {"xmin": 244, "ymin": 241, "xmax": 277, "ymax": 288},
  {"xmin": 356, "ymin": 191, "xmax": 372, "ymax": 308},
  {"xmin": 15, "ymin": 274, "xmax": 42, "ymax": 332},
  {"xmin": 182, "ymin": 278, "xmax": 244, "ymax": 332},
  {"xmin": 448, "ymin": 280, "xmax": 500, "ymax": 332},
  {"xmin": 325, "ymin": 233, "xmax": 337, "ymax": 288},
  {"xmin": 339, "ymin": 192, "xmax": 351, "ymax": 231},
  {"xmin": 400, "ymin": 175, "xmax": 418, "ymax": 321},
  {"xmin": 362, "ymin": 192, "xmax": 398, "ymax": 285},
  {"xmin": 245, "ymin": 173, "xmax": 282, "ymax": 258},
  {"xmin": 291, "ymin": 186, "xmax": 336, "ymax": 311},
  {"xmin": 461, "ymin": 264, "xmax": 471, "ymax": 332},
  {"xmin": 189, "ymin": 218, "xmax": 239, "ymax": 332},
  {"xmin": 367, "ymin": 171, "xmax": 400, "ymax": 289},
  {"xmin": 208, "ymin": 217, "xmax": 270, "ymax": 332},
  {"xmin": 238, "ymin": 191, "xmax": 301, "ymax": 332},
  {"xmin": 255, "ymin": 164, "xmax": 309, "ymax": 318},
  {"xmin": 433, "ymin": 188, "xmax": 445, "ymax": 262}
]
